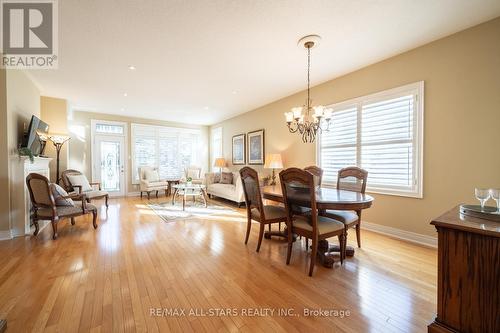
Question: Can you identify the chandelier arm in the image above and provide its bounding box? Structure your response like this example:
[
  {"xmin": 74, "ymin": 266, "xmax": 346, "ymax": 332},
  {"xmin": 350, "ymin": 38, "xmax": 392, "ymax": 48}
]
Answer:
[{"xmin": 287, "ymin": 122, "xmax": 299, "ymax": 133}]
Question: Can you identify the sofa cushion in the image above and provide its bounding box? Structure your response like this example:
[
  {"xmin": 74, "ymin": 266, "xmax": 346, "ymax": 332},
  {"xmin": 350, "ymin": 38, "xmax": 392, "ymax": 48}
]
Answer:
[
  {"xmin": 208, "ymin": 183, "xmax": 236, "ymax": 193},
  {"xmin": 220, "ymin": 172, "xmax": 233, "ymax": 184}
]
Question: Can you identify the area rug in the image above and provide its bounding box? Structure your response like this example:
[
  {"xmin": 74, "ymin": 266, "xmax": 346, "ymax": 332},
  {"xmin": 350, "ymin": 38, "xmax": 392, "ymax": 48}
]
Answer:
[{"xmin": 148, "ymin": 201, "xmax": 242, "ymax": 223}]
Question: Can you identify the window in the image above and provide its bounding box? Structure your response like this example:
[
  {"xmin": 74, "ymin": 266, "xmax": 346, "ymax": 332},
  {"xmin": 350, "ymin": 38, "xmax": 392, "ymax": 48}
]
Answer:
[
  {"xmin": 318, "ymin": 82, "xmax": 424, "ymax": 198},
  {"xmin": 131, "ymin": 124, "xmax": 201, "ymax": 183},
  {"xmin": 210, "ymin": 127, "xmax": 223, "ymax": 171},
  {"xmin": 95, "ymin": 123, "xmax": 124, "ymax": 134}
]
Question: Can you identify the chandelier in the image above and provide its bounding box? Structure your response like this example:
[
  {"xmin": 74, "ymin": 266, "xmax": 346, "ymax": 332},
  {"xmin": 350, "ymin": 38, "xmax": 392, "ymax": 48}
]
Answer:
[{"xmin": 285, "ymin": 35, "xmax": 332, "ymax": 143}]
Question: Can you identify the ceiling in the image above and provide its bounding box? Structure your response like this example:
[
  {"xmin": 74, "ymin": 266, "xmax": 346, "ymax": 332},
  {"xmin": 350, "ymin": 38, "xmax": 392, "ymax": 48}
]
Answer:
[{"xmin": 27, "ymin": 0, "xmax": 500, "ymax": 125}]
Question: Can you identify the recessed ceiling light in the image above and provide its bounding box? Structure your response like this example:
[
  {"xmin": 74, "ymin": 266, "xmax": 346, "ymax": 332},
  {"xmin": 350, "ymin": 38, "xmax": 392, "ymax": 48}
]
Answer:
[
  {"xmin": 123, "ymin": 93, "xmax": 128, "ymax": 97},
  {"xmin": 204, "ymin": 106, "xmax": 209, "ymax": 110},
  {"xmin": 128, "ymin": 65, "xmax": 136, "ymax": 70},
  {"xmin": 120, "ymin": 108, "xmax": 125, "ymax": 111},
  {"xmin": 232, "ymin": 91, "xmax": 237, "ymax": 94}
]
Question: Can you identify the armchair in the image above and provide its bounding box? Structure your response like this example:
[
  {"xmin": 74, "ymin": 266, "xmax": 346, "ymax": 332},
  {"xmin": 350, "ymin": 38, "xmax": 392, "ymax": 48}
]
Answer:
[
  {"xmin": 182, "ymin": 166, "xmax": 204, "ymax": 184},
  {"xmin": 26, "ymin": 173, "xmax": 98, "ymax": 239},
  {"xmin": 139, "ymin": 166, "xmax": 169, "ymax": 199},
  {"xmin": 61, "ymin": 169, "xmax": 109, "ymax": 207}
]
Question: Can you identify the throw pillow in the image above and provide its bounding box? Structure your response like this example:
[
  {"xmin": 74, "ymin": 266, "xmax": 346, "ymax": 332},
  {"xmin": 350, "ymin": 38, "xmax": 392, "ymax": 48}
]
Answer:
[
  {"xmin": 67, "ymin": 174, "xmax": 93, "ymax": 192},
  {"xmin": 220, "ymin": 172, "xmax": 233, "ymax": 184},
  {"xmin": 51, "ymin": 183, "xmax": 75, "ymax": 206},
  {"xmin": 145, "ymin": 169, "xmax": 160, "ymax": 182},
  {"xmin": 213, "ymin": 173, "xmax": 221, "ymax": 183}
]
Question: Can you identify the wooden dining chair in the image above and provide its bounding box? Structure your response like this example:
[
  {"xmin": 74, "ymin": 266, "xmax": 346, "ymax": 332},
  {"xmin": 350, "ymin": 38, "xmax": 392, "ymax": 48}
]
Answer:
[
  {"xmin": 280, "ymin": 168, "xmax": 346, "ymax": 276},
  {"xmin": 239, "ymin": 167, "xmax": 287, "ymax": 252},
  {"xmin": 323, "ymin": 166, "xmax": 368, "ymax": 248},
  {"xmin": 297, "ymin": 166, "xmax": 324, "ymax": 248},
  {"xmin": 26, "ymin": 173, "xmax": 98, "ymax": 240},
  {"xmin": 304, "ymin": 166, "xmax": 323, "ymax": 187}
]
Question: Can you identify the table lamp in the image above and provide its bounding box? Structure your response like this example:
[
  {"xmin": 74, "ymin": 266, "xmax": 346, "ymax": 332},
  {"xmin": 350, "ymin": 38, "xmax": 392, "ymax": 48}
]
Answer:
[
  {"xmin": 49, "ymin": 134, "xmax": 70, "ymax": 184},
  {"xmin": 264, "ymin": 153, "xmax": 283, "ymax": 186},
  {"xmin": 214, "ymin": 158, "xmax": 226, "ymax": 175}
]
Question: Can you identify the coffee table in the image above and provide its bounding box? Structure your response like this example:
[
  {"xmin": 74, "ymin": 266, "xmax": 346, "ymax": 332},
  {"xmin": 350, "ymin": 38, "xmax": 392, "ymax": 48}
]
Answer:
[{"xmin": 171, "ymin": 184, "xmax": 208, "ymax": 211}]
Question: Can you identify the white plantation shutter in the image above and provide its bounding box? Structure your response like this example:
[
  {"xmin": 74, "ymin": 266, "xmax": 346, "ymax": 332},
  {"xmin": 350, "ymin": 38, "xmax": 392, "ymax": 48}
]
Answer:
[
  {"xmin": 318, "ymin": 82, "xmax": 423, "ymax": 198},
  {"xmin": 320, "ymin": 107, "xmax": 357, "ymax": 184},
  {"xmin": 211, "ymin": 127, "xmax": 223, "ymax": 171},
  {"xmin": 132, "ymin": 124, "xmax": 202, "ymax": 183}
]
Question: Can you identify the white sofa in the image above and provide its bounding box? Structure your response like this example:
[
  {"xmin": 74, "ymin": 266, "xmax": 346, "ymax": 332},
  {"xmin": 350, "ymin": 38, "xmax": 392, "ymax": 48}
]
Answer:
[{"xmin": 205, "ymin": 172, "xmax": 245, "ymax": 207}]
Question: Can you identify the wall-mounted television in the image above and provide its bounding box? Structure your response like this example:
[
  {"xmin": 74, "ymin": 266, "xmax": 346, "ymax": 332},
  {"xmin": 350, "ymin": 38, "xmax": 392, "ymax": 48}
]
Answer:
[{"xmin": 21, "ymin": 115, "xmax": 49, "ymax": 156}]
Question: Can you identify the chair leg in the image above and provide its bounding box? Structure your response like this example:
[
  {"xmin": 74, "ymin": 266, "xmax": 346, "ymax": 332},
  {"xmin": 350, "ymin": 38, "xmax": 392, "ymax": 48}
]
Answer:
[
  {"xmin": 51, "ymin": 220, "xmax": 58, "ymax": 240},
  {"xmin": 339, "ymin": 233, "xmax": 345, "ymax": 265},
  {"xmin": 140, "ymin": 191, "xmax": 143, "ymax": 199},
  {"xmin": 268, "ymin": 224, "xmax": 271, "ymax": 232},
  {"xmin": 156, "ymin": 190, "xmax": 158, "ymax": 198},
  {"xmin": 33, "ymin": 219, "xmax": 39, "ymax": 236},
  {"xmin": 245, "ymin": 216, "xmax": 252, "ymax": 245},
  {"xmin": 286, "ymin": 230, "xmax": 293, "ymax": 265},
  {"xmin": 256, "ymin": 223, "xmax": 265, "ymax": 252},
  {"xmin": 356, "ymin": 222, "xmax": 361, "ymax": 248},
  {"xmin": 305, "ymin": 238, "xmax": 309, "ymax": 251},
  {"xmin": 147, "ymin": 192, "xmax": 150, "ymax": 200},
  {"xmin": 92, "ymin": 210, "xmax": 98, "ymax": 229},
  {"xmin": 71, "ymin": 217, "xmax": 75, "ymax": 225},
  {"xmin": 309, "ymin": 236, "xmax": 318, "ymax": 276},
  {"xmin": 105, "ymin": 195, "xmax": 109, "ymax": 208}
]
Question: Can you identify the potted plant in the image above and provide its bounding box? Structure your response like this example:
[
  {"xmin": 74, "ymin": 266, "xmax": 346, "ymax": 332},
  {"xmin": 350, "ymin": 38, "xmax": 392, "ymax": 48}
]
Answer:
[
  {"xmin": 186, "ymin": 177, "xmax": 193, "ymax": 186},
  {"xmin": 18, "ymin": 147, "xmax": 34, "ymax": 163}
]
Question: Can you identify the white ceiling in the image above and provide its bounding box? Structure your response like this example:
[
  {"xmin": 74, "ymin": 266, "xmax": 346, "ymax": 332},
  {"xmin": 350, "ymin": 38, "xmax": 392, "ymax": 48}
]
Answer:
[{"xmin": 27, "ymin": 0, "xmax": 500, "ymax": 125}]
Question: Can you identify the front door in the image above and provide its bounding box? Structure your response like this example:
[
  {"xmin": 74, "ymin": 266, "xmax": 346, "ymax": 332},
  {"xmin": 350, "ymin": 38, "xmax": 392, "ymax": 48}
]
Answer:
[{"xmin": 94, "ymin": 135, "xmax": 126, "ymax": 197}]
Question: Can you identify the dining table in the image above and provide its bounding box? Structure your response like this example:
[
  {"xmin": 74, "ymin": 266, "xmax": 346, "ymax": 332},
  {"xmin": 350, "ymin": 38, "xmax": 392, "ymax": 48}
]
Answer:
[{"xmin": 261, "ymin": 185, "xmax": 374, "ymax": 268}]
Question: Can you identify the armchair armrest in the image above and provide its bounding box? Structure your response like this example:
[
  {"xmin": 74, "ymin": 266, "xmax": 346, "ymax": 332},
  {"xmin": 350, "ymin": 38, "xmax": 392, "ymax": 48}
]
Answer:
[
  {"xmin": 73, "ymin": 185, "xmax": 82, "ymax": 194},
  {"xmin": 62, "ymin": 193, "xmax": 88, "ymax": 213},
  {"xmin": 89, "ymin": 182, "xmax": 101, "ymax": 190}
]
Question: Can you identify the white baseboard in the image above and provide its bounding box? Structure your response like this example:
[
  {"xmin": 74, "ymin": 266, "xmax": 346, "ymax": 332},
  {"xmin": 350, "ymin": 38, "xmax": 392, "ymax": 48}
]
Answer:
[
  {"xmin": 361, "ymin": 221, "xmax": 437, "ymax": 248},
  {"xmin": 0, "ymin": 230, "xmax": 12, "ymax": 241}
]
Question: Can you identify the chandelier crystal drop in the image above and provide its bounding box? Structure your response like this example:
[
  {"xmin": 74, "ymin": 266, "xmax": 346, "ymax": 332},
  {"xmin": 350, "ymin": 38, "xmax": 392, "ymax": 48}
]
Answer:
[{"xmin": 285, "ymin": 35, "xmax": 332, "ymax": 143}]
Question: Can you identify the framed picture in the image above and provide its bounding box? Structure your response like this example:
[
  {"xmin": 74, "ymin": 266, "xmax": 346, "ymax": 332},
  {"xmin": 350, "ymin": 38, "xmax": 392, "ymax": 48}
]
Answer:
[
  {"xmin": 247, "ymin": 129, "xmax": 265, "ymax": 165},
  {"xmin": 232, "ymin": 134, "xmax": 246, "ymax": 165}
]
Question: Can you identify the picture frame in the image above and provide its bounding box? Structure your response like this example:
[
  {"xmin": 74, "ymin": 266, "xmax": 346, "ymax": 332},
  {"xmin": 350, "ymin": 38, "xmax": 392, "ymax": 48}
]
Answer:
[
  {"xmin": 247, "ymin": 129, "xmax": 265, "ymax": 165},
  {"xmin": 232, "ymin": 133, "xmax": 246, "ymax": 165}
]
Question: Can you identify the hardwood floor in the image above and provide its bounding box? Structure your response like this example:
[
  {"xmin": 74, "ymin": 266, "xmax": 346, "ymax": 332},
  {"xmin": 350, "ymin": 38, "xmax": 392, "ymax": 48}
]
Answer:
[{"xmin": 0, "ymin": 196, "xmax": 437, "ymax": 332}]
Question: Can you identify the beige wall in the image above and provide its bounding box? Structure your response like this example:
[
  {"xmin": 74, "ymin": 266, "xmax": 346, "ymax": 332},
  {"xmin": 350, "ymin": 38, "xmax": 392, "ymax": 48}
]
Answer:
[
  {"xmin": 40, "ymin": 96, "xmax": 68, "ymax": 182},
  {"xmin": 211, "ymin": 17, "xmax": 500, "ymax": 237},
  {"xmin": 68, "ymin": 111, "xmax": 210, "ymax": 194},
  {"xmin": 0, "ymin": 69, "xmax": 9, "ymax": 232},
  {"xmin": 4, "ymin": 70, "xmax": 40, "ymax": 232}
]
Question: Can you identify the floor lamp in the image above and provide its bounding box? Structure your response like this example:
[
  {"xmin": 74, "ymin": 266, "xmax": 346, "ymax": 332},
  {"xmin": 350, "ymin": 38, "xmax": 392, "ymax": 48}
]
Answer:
[{"xmin": 48, "ymin": 134, "xmax": 70, "ymax": 184}]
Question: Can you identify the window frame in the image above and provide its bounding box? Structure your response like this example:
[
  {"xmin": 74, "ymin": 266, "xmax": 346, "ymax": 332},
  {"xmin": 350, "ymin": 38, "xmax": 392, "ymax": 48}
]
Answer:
[
  {"xmin": 210, "ymin": 126, "xmax": 223, "ymax": 172},
  {"xmin": 131, "ymin": 123, "xmax": 202, "ymax": 184},
  {"xmin": 316, "ymin": 81, "xmax": 424, "ymax": 198}
]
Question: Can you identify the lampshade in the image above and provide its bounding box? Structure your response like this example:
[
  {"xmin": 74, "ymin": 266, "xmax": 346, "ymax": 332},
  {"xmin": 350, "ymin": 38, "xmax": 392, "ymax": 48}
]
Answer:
[
  {"xmin": 214, "ymin": 158, "xmax": 226, "ymax": 168},
  {"xmin": 264, "ymin": 154, "xmax": 283, "ymax": 169},
  {"xmin": 48, "ymin": 134, "xmax": 70, "ymax": 145}
]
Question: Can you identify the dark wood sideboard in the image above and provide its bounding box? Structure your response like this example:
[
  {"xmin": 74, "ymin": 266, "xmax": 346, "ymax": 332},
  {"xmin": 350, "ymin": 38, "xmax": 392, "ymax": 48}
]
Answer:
[{"xmin": 428, "ymin": 206, "xmax": 499, "ymax": 333}]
